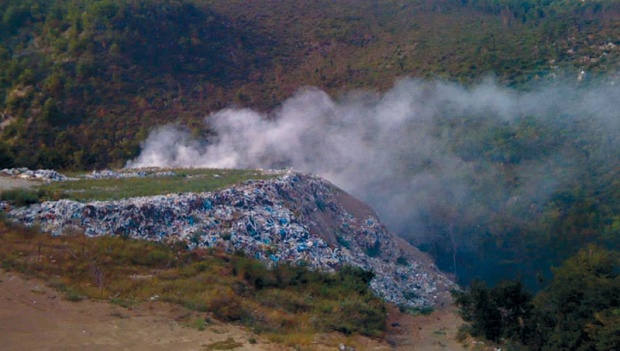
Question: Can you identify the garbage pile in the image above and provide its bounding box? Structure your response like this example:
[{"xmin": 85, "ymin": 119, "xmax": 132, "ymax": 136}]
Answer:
[
  {"xmin": 1, "ymin": 168, "xmax": 71, "ymax": 181},
  {"xmin": 6, "ymin": 170, "xmax": 453, "ymax": 308},
  {"xmin": 84, "ymin": 169, "xmax": 176, "ymax": 179}
]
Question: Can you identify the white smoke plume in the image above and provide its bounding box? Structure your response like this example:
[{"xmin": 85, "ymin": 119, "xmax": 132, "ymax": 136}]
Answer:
[{"xmin": 127, "ymin": 78, "xmax": 620, "ymax": 240}]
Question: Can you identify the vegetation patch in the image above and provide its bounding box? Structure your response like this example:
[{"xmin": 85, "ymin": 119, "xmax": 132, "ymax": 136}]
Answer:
[
  {"xmin": 185, "ymin": 316, "xmax": 208, "ymax": 331},
  {"xmin": 0, "ymin": 218, "xmax": 386, "ymax": 346},
  {"xmin": 204, "ymin": 338, "xmax": 243, "ymax": 350},
  {"xmin": 0, "ymin": 188, "xmax": 46, "ymax": 207},
  {"xmin": 35, "ymin": 169, "xmax": 276, "ymax": 202},
  {"xmin": 399, "ymin": 304, "xmax": 434, "ymax": 316},
  {"xmin": 453, "ymin": 245, "xmax": 620, "ymax": 350}
]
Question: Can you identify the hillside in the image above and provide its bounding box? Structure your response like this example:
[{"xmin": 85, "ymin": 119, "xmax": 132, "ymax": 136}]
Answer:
[{"xmin": 0, "ymin": 0, "xmax": 619, "ymax": 170}]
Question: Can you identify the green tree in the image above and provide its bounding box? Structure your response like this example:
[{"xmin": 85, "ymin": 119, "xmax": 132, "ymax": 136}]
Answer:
[
  {"xmin": 2, "ymin": 5, "xmax": 32, "ymax": 32},
  {"xmin": 532, "ymin": 245, "xmax": 620, "ymax": 351},
  {"xmin": 0, "ymin": 141, "xmax": 15, "ymax": 168},
  {"xmin": 453, "ymin": 279, "xmax": 533, "ymax": 342}
]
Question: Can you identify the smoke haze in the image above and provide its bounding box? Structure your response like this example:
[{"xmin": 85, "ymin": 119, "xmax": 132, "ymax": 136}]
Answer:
[{"xmin": 127, "ymin": 78, "xmax": 620, "ymax": 242}]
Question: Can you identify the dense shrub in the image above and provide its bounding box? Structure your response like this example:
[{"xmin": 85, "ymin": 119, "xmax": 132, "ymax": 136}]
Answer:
[{"xmin": 0, "ymin": 188, "xmax": 44, "ymax": 206}]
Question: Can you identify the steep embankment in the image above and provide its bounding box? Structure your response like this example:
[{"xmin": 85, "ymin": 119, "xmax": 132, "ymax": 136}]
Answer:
[{"xmin": 6, "ymin": 170, "xmax": 453, "ymax": 308}]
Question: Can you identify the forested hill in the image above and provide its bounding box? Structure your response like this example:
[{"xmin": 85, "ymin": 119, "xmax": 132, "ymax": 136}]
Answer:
[{"xmin": 0, "ymin": 0, "xmax": 619, "ymax": 170}]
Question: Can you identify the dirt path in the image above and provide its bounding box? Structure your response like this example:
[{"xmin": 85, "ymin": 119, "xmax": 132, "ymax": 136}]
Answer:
[{"xmin": 387, "ymin": 305, "xmax": 467, "ymax": 351}]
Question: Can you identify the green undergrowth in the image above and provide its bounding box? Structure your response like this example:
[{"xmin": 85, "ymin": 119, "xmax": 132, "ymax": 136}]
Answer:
[
  {"xmin": 0, "ymin": 219, "xmax": 386, "ymax": 345},
  {"xmin": 0, "ymin": 188, "xmax": 47, "ymax": 207},
  {"xmin": 7, "ymin": 169, "xmax": 276, "ymax": 203}
]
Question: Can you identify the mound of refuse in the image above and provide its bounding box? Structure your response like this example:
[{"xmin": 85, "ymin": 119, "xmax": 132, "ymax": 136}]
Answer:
[
  {"xmin": 1, "ymin": 168, "xmax": 72, "ymax": 181},
  {"xmin": 6, "ymin": 170, "xmax": 453, "ymax": 308}
]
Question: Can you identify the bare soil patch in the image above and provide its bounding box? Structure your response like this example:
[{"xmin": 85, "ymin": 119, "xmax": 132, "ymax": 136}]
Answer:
[
  {"xmin": 0, "ymin": 269, "xmax": 468, "ymax": 350},
  {"xmin": 0, "ymin": 176, "xmax": 39, "ymax": 191},
  {"xmin": 0, "ymin": 269, "xmax": 287, "ymax": 351},
  {"xmin": 386, "ymin": 304, "xmax": 468, "ymax": 351}
]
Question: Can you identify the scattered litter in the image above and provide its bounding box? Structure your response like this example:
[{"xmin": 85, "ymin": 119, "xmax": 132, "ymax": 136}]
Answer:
[{"xmin": 84, "ymin": 169, "xmax": 175, "ymax": 179}]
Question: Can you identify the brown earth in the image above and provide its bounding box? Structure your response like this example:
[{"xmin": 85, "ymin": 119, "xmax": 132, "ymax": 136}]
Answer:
[
  {"xmin": 387, "ymin": 305, "xmax": 468, "ymax": 351},
  {"xmin": 0, "ymin": 268, "xmax": 292, "ymax": 351},
  {"xmin": 0, "ymin": 176, "xmax": 40, "ymax": 191},
  {"xmin": 0, "ymin": 269, "xmax": 468, "ymax": 351}
]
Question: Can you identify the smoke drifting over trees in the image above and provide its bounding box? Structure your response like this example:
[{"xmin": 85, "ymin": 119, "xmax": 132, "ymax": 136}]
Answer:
[{"xmin": 128, "ymin": 78, "xmax": 620, "ymax": 283}]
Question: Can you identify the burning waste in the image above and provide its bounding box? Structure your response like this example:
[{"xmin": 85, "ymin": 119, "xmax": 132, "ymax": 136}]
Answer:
[{"xmin": 5, "ymin": 169, "xmax": 453, "ymax": 308}]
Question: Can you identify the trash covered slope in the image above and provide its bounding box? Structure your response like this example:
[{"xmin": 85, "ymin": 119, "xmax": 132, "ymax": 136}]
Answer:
[{"xmin": 6, "ymin": 170, "xmax": 453, "ymax": 308}]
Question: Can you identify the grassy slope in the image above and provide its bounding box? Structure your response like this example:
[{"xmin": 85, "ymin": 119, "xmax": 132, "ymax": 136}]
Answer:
[
  {"xmin": 0, "ymin": 168, "xmax": 277, "ymax": 204},
  {"xmin": 40, "ymin": 169, "xmax": 277, "ymax": 201},
  {"xmin": 0, "ymin": 219, "xmax": 386, "ymax": 346}
]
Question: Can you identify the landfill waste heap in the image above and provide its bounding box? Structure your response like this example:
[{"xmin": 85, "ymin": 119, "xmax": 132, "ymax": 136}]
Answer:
[
  {"xmin": 1, "ymin": 168, "xmax": 72, "ymax": 181},
  {"xmin": 3, "ymin": 169, "xmax": 454, "ymax": 308}
]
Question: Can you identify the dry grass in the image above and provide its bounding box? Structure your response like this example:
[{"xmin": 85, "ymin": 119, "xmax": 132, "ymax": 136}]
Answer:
[{"xmin": 0, "ymin": 218, "xmax": 386, "ymax": 347}]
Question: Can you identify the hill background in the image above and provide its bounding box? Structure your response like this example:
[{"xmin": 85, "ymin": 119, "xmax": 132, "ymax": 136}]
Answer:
[{"xmin": 1, "ymin": 0, "xmax": 619, "ymax": 170}]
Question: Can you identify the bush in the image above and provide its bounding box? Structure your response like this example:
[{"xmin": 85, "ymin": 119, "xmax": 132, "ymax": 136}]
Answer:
[
  {"xmin": 396, "ymin": 256, "xmax": 409, "ymax": 266},
  {"xmin": 0, "ymin": 188, "xmax": 44, "ymax": 206},
  {"xmin": 2, "ymin": 5, "xmax": 31, "ymax": 32},
  {"xmin": 399, "ymin": 305, "xmax": 434, "ymax": 316},
  {"xmin": 453, "ymin": 279, "xmax": 533, "ymax": 343},
  {"xmin": 316, "ymin": 297, "xmax": 386, "ymax": 336}
]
